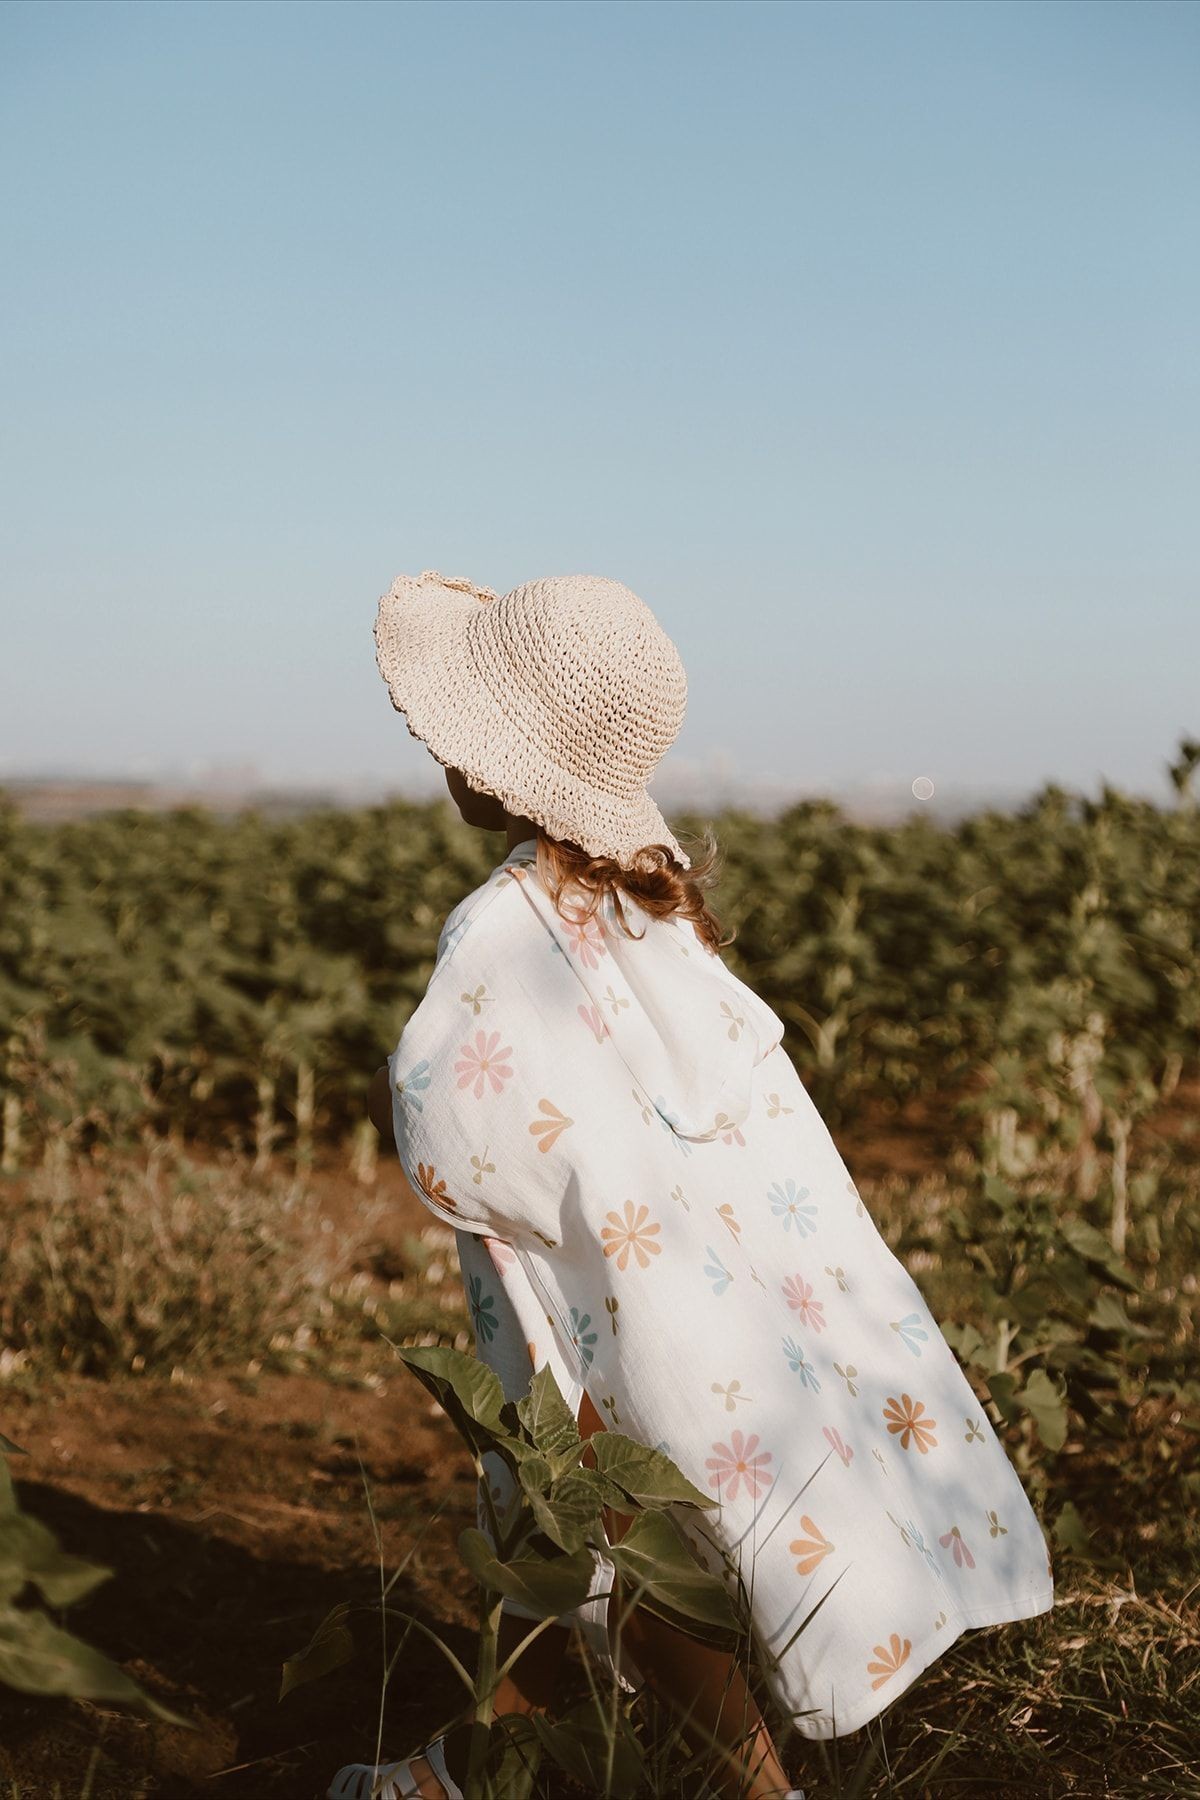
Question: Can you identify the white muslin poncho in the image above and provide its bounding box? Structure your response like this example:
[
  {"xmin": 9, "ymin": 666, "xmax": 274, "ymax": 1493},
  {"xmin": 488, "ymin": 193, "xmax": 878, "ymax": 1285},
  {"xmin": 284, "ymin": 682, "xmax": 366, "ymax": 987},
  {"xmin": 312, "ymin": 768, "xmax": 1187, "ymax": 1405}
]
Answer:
[{"xmin": 387, "ymin": 838, "xmax": 1054, "ymax": 1740}]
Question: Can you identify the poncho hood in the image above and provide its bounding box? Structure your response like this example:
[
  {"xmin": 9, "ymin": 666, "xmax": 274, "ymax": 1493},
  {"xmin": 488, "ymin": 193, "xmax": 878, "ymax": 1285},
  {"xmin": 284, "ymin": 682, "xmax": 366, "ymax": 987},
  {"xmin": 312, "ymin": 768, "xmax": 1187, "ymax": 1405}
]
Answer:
[{"xmin": 499, "ymin": 839, "xmax": 786, "ymax": 1142}]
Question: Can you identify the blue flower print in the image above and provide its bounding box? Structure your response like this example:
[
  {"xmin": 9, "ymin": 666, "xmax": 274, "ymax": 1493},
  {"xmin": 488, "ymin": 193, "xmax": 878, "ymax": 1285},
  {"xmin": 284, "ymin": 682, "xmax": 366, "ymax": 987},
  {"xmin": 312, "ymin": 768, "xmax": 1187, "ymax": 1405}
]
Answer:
[
  {"xmin": 891, "ymin": 1313, "xmax": 929, "ymax": 1357},
  {"xmin": 438, "ymin": 916, "xmax": 472, "ymax": 960},
  {"xmin": 570, "ymin": 1307, "xmax": 598, "ymax": 1368},
  {"xmin": 653, "ymin": 1096, "xmax": 694, "ymax": 1156},
  {"xmin": 905, "ymin": 1517, "xmax": 941, "ymax": 1576},
  {"xmin": 768, "ymin": 1179, "xmax": 818, "ymax": 1236},
  {"xmin": 704, "ymin": 1245, "xmax": 733, "ymax": 1296},
  {"xmin": 395, "ymin": 1058, "xmax": 432, "ymax": 1113},
  {"xmin": 467, "ymin": 1273, "xmax": 498, "ymax": 1346},
  {"xmin": 781, "ymin": 1336, "xmax": 821, "ymax": 1391}
]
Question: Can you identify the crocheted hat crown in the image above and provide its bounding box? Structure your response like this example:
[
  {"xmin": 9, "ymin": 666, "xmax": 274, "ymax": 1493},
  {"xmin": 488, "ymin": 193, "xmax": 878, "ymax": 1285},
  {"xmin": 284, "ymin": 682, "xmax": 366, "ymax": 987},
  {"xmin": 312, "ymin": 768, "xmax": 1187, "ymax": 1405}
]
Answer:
[{"xmin": 374, "ymin": 569, "xmax": 691, "ymax": 871}]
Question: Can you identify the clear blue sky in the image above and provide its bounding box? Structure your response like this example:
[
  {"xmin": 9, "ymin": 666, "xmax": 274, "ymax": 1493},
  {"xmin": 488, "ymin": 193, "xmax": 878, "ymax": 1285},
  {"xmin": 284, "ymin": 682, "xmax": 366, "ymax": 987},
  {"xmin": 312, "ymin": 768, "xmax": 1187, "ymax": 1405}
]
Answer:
[{"xmin": 2, "ymin": 0, "xmax": 1196, "ymax": 806}]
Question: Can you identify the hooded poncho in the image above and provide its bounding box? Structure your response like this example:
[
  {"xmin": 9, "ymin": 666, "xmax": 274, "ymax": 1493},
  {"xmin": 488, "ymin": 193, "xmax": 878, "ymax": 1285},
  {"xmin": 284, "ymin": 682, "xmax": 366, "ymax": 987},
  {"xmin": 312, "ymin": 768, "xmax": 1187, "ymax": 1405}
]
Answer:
[{"xmin": 388, "ymin": 839, "xmax": 1054, "ymax": 1740}]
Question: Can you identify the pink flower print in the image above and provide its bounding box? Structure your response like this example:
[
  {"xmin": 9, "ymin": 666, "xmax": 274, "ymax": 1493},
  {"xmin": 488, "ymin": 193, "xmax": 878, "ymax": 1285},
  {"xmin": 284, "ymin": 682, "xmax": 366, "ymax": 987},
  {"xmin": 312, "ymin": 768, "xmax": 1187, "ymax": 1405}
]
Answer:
[
  {"xmin": 715, "ymin": 1114, "xmax": 747, "ymax": 1146},
  {"xmin": 564, "ymin": 915, "xmax": 608, "ymax": 968},
  {"xmin": 578, "ymin": 1003, "xmax": 610, "ymax": 1044},
  {"xmin": 782, "ymin": 1275, "xmax": 826, "ymax": 1333},
  {"xmin": 484, "ymin": 1236, "xmax": 517, "ymax": 1275},
  {"xmin": 705, "ymin": 1430, "xmax": 774, "ymax": 1503},
  {"xmin": 822, "ymin": 1425, "xmax": 853, "ymax": 1467},
  {"xmin": 939, "ymin": 1525, "xmax": 976, "ymax": 1569},
  {"xmin": 455, "ymin": 1030, "xmax": 514, "ymax": 1098}
]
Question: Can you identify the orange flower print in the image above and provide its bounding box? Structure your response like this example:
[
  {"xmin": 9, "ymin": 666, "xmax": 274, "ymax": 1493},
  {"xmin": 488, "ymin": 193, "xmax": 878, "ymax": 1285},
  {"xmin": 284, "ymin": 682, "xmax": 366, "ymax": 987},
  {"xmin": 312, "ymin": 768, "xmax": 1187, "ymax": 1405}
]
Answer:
[
  {"xmin": 529, "ymin": 1098, "xmax": 574, "ymax": 1153},
  {"xmin": 455, "ymin": 1029, "xmax": 514, "ymax": 1098},
  {"xmin": 413, "ymin": 1163, "xmax": 456, "ymax": 1213},
  {"xmin": 939, "ymin": 1525, "xmax": 976, "ymax": 1569},
  {"xmin": 789, "ymin": 1515, "xmax": 834, "ymax": 1576},
  {"xmin": 578, "ymin": 1003, "xmax": 610, "ymax": 1044},
  {"xmin": 883, "ymin": 1393, "xmax": 938, "ymax": 1454},
  {"xmin": 867, "ymin": 1631, "xmax": 912, "ymax": 1690},
  {"xmin": 600, "ymin": 1200, "xmax": 662, "ymax": 1270},
  {"xmin": 716, "ymin": 1202, "xmax": 741, "ymax": 1238},
  {"xmin": 705, "ymin": 1429, "xmax": 774, "ymax": 1502},
  {"xmin": 564, "ymin": 915, "xmax": 607, "ymax": 967},
  {"xmin": 782, "ymin": 1275, "xmax": 826, "ymax": 1332}
]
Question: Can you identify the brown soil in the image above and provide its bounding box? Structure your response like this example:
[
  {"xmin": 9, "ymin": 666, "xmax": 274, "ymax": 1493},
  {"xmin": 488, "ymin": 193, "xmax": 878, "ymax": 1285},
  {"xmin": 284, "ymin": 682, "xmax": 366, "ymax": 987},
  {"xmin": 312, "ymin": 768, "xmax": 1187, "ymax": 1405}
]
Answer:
[
  {"xmin": 1, "ymin": 1088, "xmax": 1194, "ymax": 1799},
  {"xmin": 0, "ymin": 1164, "xmax": 497, "ymax": 1798}
]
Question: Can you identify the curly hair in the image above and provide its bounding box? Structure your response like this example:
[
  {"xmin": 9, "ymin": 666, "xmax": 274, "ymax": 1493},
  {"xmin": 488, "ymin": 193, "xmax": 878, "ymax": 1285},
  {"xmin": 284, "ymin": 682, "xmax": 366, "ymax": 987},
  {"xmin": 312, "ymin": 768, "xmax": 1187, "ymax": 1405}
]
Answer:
[{"xmin": 528, "ymin": 824, "xmax": 735, "ymax": 957}]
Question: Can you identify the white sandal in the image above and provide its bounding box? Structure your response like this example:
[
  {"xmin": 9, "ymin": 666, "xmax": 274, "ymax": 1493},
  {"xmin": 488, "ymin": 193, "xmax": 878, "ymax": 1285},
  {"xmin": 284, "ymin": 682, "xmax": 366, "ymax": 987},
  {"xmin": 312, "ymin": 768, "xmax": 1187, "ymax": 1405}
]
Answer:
[{"xmin": 326, "ymin": 1735, "xmax": 464, "ymax": 1800}]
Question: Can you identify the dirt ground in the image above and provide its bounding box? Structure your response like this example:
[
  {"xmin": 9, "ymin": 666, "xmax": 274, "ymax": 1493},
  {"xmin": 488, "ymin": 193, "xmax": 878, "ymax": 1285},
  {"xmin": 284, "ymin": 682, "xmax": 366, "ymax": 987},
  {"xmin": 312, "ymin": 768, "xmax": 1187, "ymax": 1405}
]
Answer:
[
  {"xmin": 0, "ymin": 1090, "xmax": 1194, "ymax": 1798},
  {"xmin": 0, "ymin": 1151, "xmax": 496, "ymax": 1799}
]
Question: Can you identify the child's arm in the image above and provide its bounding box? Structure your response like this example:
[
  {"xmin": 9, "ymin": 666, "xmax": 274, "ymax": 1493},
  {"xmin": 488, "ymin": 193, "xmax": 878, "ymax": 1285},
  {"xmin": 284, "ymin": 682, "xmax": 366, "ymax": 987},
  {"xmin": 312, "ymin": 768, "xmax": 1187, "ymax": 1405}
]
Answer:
[{"xmin": 367, "ymin": 1063, "xmax": 396, "ymax": 1151}]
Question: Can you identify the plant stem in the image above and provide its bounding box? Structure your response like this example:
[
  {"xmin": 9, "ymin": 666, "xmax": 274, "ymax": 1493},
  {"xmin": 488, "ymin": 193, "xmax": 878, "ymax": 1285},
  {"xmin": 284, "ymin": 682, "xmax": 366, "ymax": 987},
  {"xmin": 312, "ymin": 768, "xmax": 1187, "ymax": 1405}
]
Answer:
[{"xmin": 464, "ymin": 1588, "xmax": 506, "ymax": 1796}]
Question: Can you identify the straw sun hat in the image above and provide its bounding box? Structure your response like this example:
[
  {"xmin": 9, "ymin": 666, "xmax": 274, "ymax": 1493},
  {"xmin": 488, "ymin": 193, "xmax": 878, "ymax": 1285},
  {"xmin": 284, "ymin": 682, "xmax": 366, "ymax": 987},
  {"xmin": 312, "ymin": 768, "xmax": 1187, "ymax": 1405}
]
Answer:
[{"xmin": 373, "ymin": 570, "xmax": 692, "ymax": 872}]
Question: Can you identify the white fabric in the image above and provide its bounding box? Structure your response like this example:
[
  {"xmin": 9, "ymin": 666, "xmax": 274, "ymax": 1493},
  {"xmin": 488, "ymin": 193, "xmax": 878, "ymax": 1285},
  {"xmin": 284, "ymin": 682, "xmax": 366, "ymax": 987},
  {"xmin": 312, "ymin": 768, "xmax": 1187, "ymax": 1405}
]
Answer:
[
  {"xmin": 388, "ymin": 840, "xmax": 1054, "ymax": 1741},
  {"xmin": 455, "ymin": 1227, "xmax": 641, "ymax": 1695}
]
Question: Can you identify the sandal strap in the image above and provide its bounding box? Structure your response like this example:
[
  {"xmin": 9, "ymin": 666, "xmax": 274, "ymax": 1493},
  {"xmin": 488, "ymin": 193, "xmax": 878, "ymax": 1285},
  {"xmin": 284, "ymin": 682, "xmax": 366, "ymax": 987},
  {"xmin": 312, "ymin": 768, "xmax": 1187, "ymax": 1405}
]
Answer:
[
  {"xmin": 424, "ymin": 1736, "xmax": 465, "ymax": 1800},
  {"xmin": 328, "ymin": 1749, "xmax": 460, "ymax": 1800}
]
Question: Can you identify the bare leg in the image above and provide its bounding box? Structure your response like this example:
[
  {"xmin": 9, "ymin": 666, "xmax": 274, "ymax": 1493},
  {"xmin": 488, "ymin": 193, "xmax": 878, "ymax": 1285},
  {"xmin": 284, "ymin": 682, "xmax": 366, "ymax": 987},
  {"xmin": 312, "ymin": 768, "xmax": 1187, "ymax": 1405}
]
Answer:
[
  {"xmin": 612, "ymin": 1597, "xmax": 795, "ymax": 1799},
  {"xmin": 578, "ymin": 1390, "xmax": 796, "ymax": 1800},
  {"xmin": 403, "ymin": 1610, "xmax": 570, "ymax": 1794},
  {"xmin": 403, "ymin": 1389, "xmax": 796, "ymax": 1799}
]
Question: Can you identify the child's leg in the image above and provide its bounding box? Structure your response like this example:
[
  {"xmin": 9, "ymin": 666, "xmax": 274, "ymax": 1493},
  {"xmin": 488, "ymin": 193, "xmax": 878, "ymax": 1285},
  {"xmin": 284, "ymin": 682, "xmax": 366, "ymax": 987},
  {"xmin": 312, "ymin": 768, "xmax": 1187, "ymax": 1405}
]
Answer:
[
  {"xmin": 578, "ymin": 1388, "xmax": 797, "ymax": 1800},
  {"xmin": 445, "ymin": 1236, "xmax": 796, "ymax": 1797}
]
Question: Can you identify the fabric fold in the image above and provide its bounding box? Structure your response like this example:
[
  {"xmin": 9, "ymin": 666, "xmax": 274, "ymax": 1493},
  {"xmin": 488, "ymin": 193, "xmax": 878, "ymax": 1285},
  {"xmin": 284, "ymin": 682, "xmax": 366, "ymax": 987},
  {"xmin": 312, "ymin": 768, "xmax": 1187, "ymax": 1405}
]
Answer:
[{"xmin": 505, "ymin": 840, "xmax": 785, "ymax": 1142}]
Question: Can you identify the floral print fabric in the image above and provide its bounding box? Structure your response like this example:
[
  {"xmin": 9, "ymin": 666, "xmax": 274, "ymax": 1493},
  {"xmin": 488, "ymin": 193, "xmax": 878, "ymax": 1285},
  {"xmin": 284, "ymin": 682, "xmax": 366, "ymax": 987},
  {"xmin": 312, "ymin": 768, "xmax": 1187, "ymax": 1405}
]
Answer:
[{"xmin": 388, "ymin": 840, "xmax": 1054, "ymax": 1740}]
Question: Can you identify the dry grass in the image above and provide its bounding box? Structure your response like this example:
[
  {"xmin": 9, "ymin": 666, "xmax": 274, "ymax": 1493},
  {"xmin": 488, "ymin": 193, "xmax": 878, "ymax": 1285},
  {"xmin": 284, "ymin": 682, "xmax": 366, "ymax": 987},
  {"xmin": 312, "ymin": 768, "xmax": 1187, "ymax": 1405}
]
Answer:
[
  {"xmin": 0, "ymin": 1144, "xmax": 376, "ymax": 1377},
  {"xmin": 0, "ymin": 1148, "xmax": 1196, "ymax": 1796}
]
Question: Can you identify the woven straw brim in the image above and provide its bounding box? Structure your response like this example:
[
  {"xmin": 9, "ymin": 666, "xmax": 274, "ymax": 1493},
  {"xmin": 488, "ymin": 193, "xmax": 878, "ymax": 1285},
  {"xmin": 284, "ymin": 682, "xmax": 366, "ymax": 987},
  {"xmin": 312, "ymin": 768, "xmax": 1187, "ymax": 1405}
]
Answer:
[{"xmin": 374, "ymin": 575, "xmax": 691, "ymax": 872}]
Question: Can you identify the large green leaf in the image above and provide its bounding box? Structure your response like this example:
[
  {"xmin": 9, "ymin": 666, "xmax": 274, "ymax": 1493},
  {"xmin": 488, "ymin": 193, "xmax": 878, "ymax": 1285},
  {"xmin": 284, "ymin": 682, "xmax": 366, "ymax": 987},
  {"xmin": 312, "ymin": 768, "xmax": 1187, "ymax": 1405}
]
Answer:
[
  {"xmin": 605, "ymin": 1511, "xmax": 741, "ymax": 1645},
  {"xmin": 514, "ymin": 1451, "xmax": 553, "ymax": 1502},
  {"xmin": 393, "ymin": 1344, "xmax": 511, "ymax": 1456},
  {"xmin": 516, "ymin": 1366, "xmax": 582, "ymax": 1475},
  {"xmin": 985, "ymin": 1369, "xmax": 1020, "ymax": 1424},
  {"xmin": 530, "ymin": 1694, "xmax": 649, "ymax": 1795},
  {"xmin": 481, "ymin": 1711, "xmax": 544, "ymax": 1800},
  {"xmin": 0, "ymin": 1603, "xmax": 189, "ymax": 1722},
  {"xmin": 590, "ymin": 1434, "xmax": 715, "ymax": 1511},
  {"xmin": 279, "ymin": 1601, "xmax": 355, "ymax": 1700},
  {"xmin": 1088, "ymin": 1292, "xmax": 1154, "ymax": 1337},
  {"xmin": 941, "ymin": 1321, "xmax": 987, "ymax": 1368},
  {"xmin": 458, "ymin": 1528, "xmax": 597, "ymax": 1618},
  {"xmin": 1059, "ymin": 1219, "xmax": 1139, "ymax": 1293},
  {"xmin": 0, "ymin": 1515, "xmax": 112, "ymax": 1610},
  {"xmin": 1020, "ymin": 1367, "xmax": 1069, "ymax": 1452},
  {"xmin": 523, "ymin": 1469, "xmax": 606, "ymax": 1555}
]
